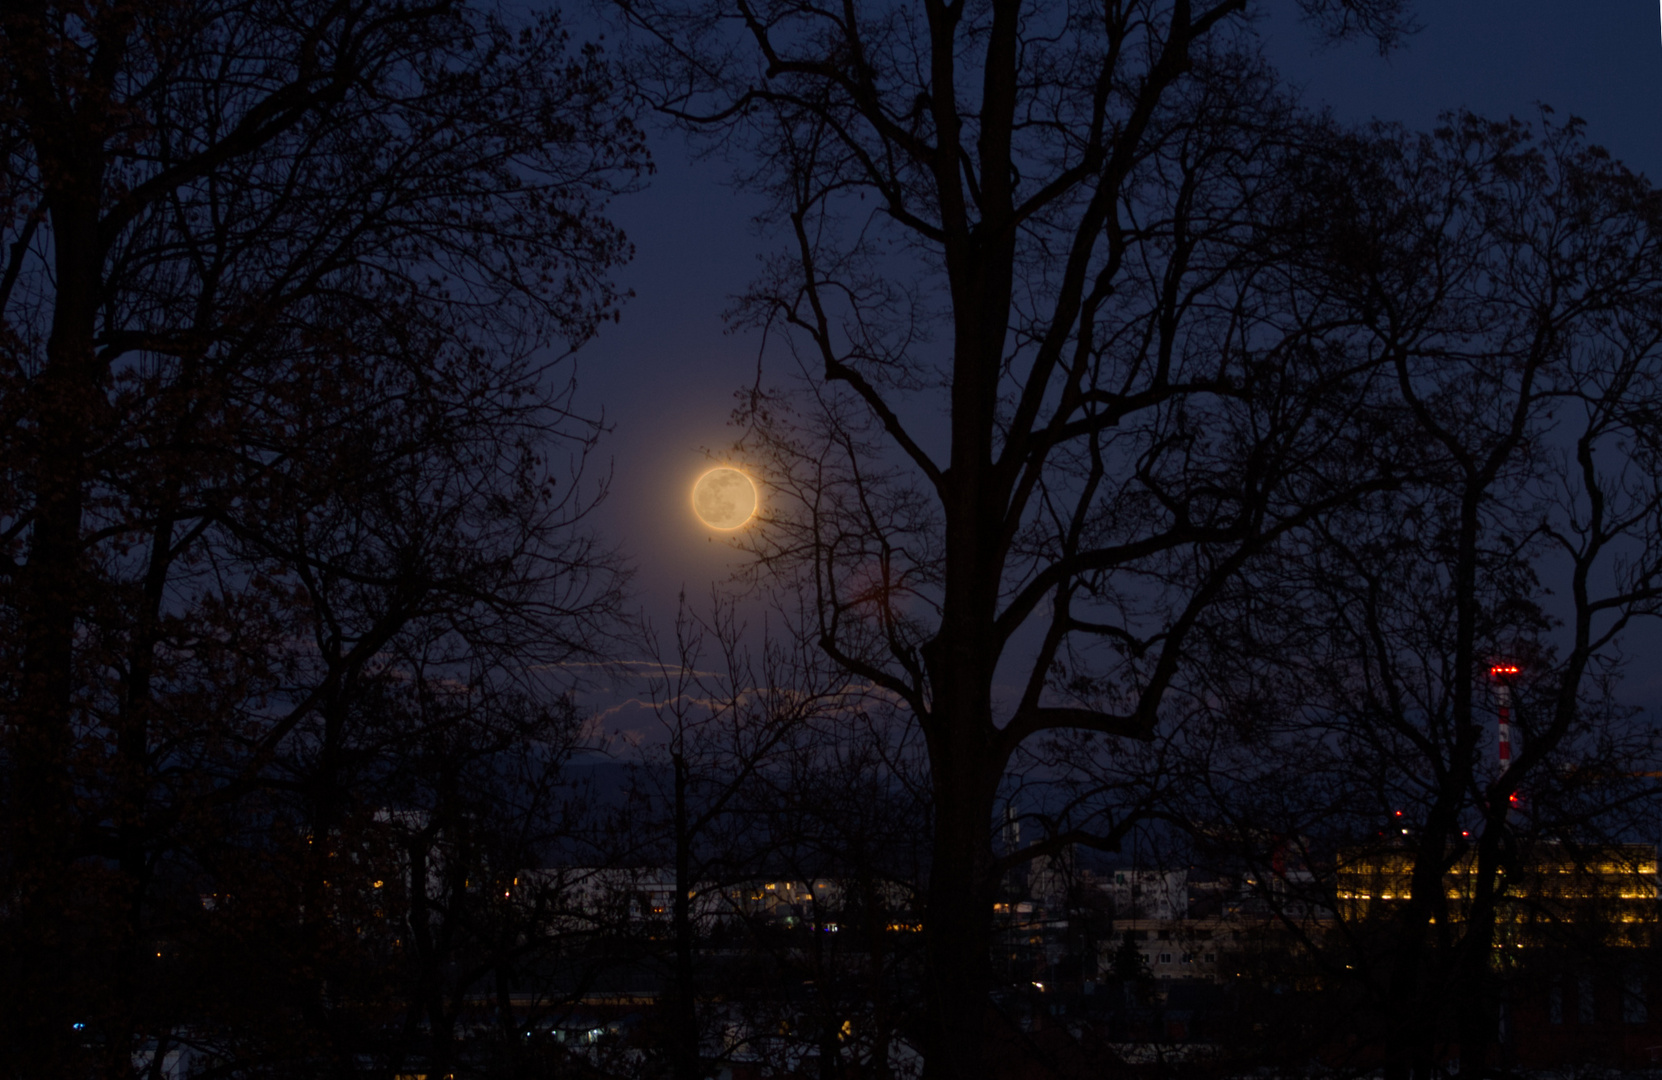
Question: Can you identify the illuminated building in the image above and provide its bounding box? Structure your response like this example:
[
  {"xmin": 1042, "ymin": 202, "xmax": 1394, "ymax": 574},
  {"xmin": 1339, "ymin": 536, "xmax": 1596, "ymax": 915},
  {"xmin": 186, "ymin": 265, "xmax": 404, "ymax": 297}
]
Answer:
[{"xmin": 1336, "ymin": 843, "xmax": 1658, "ymax": 948}]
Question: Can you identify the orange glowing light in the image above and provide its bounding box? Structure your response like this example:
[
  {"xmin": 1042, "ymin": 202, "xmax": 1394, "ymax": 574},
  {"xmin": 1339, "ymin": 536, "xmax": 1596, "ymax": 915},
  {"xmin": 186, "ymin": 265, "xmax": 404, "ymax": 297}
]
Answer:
[
  {"xmin": 691, "ymin": 467, "xmax": 758, "ymax": 530},
  {"xmin": 1489, "ymin": 664, "xmax": 1520, "ymax": 677}
]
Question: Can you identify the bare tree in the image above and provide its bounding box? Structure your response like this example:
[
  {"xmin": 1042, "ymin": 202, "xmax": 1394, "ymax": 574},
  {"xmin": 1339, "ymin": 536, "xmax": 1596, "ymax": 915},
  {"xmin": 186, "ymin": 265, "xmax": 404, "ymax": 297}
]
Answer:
[
  {"xmin": 0, "ymin": 0, "xmax": 644, "ymax": 1072},
  {"xmin": 1180, "ymin": 112, "xmax": 1662, "ymax": 1078},
  {"xmin": 758, "ymin": 695, "xmax": 931, "ymax": 1080},
  {"xmin": 624, "ymin": 595, "xmax": 857, "ymax": 1080},
  {"xmin": 610, "ymin": 2, "xmax": 1415, "ymax": 1074}
]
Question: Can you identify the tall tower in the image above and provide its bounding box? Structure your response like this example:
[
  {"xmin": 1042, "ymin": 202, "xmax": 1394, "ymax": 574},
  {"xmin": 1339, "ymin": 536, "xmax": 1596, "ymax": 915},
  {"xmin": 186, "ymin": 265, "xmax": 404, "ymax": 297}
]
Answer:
[
  {"xmin": 1491, "ymin": 662, "xmax": 1522, "ymax": 819},
  {"xmin": 1490, "ymin": 663, "xmax": 1518, "ymax": 776}
]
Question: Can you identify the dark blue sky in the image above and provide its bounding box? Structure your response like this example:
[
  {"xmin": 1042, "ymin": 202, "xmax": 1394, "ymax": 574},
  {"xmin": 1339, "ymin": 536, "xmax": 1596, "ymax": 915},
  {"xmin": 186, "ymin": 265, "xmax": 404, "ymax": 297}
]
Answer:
[{"xmin": 571, "ymin": 0, "xmax": 1662, "ymax": 712}]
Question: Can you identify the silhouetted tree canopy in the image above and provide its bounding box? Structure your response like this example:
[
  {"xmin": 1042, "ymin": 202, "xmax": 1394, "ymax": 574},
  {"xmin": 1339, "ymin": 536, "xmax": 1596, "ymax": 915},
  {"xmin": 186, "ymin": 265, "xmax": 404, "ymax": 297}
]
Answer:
[
  {"xmin": 609, "ymin": 1, "xmax": 1662, "ymax": 1076},
  {"xmin": 0, "ymin": 0, "xmax": 643, "ymax": 1072}
]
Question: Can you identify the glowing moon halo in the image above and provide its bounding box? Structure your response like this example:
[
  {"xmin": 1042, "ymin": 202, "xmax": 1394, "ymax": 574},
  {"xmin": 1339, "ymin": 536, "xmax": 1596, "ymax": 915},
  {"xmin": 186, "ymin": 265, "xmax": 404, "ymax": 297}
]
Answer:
[{"xmin": 691, "ymin": 467, "xmax": 758, "ymax": 530}]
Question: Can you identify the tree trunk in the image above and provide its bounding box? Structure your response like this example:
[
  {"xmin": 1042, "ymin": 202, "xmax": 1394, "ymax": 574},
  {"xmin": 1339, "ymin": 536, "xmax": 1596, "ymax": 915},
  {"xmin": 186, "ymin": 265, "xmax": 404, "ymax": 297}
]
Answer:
[
  {"xmin": 672, "ymin": 755, "xmax": 700, "ymax": 1080},
  {"xmin": 9, "ymin": 145, "xmax": 106, "ymax": 1078},
  {"xmin": 920, "ymin": 677, "xmax": 998, "ymax": 1080},
  {"xmin": 864, "ymin": 875, "xmax": 895, "ymax": 1080}
]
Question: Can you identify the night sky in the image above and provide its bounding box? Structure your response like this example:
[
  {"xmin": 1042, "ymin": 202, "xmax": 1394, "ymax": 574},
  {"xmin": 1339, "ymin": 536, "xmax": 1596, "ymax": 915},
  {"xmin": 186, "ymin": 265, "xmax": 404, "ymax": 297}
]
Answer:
[{"xmin": 570, "ymin": 0, "xmax": 1662, "ymax": 720}]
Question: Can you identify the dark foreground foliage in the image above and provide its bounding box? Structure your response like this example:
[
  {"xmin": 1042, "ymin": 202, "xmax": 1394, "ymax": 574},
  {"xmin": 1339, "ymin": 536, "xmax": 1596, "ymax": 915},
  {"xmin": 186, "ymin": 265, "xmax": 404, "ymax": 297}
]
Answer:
[{"xmin": 6, "ymin": 1, "xmax": 1662, "ymax": 1078}]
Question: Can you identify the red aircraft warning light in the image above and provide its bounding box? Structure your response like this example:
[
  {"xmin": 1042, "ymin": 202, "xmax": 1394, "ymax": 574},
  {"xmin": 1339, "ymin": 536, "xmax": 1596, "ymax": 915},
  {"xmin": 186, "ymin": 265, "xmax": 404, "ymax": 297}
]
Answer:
[{"xmin": 1490, "ymin": 662, "xmax": 1521, "ymax": 778}]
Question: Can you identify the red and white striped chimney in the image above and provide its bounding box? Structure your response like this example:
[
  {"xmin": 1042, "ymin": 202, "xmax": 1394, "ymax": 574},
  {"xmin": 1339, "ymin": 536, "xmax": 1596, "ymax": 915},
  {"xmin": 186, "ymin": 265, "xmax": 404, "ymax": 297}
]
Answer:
[{"xmin": 1490, "ymin": 662, "xmax": 1519, "ymax": 779}]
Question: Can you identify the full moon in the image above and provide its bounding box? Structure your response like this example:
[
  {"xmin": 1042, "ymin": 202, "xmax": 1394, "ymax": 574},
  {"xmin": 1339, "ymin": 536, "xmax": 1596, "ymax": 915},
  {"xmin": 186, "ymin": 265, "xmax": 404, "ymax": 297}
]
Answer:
[{"xmin": 691, "ymin": 467, "xmax": 758, "ymax": 530}]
